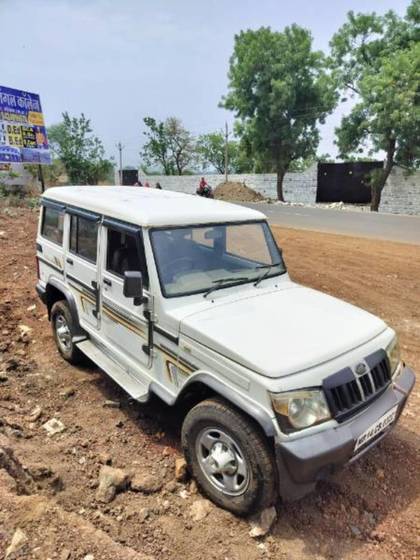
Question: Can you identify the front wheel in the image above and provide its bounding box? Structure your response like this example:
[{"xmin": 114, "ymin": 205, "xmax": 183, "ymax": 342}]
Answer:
[
  {"xmin": 181, "ymin": 397, "xmax": 277, "ymax": 516},
  {"xmin": 51, "ymin": 300, "xmax": 84, "ymax": 364}
]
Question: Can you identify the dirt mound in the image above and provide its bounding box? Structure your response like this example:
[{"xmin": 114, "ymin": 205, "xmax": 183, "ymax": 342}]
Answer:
[{"xmin": 214, "ymin": 181, "xmax": 265, "ymax": 202}]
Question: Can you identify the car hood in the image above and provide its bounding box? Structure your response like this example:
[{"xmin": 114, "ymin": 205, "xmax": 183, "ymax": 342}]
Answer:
[{"xmin": 179, "ymin": 285, "xmax": 387, "ymax": 378}]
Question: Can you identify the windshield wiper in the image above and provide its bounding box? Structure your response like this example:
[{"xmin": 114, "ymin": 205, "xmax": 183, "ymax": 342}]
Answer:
[
  {"xmin": 203, "ymin": 276, "xmax": 250, "ymax": 299},
  {"xmin": 253, "ymin": 262, "xmax": 283, "ymax": 287}
]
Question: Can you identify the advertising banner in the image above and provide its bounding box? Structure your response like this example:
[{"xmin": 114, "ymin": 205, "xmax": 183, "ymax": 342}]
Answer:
[{"xmin": 0, "ymin": 85, "xmax": 51, "ymax": 164}]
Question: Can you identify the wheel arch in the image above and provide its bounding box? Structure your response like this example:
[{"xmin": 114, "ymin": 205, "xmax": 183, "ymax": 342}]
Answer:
[
  {"xmin": 46, "ymin": 278, "xmax": 86, "ymax": 339},
  {"xmin": 175, "ymin": 373, "xmax": 276, "ymax": 438}
]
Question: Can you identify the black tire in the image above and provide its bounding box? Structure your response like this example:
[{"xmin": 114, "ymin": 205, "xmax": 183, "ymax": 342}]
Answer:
[
  {"xmin": 51, "ymin": 300, "xmax": 84, "ymax": 364},
  {"xmin": 182, "ymin": 397, "xmax": 277, "ymax": 516}
]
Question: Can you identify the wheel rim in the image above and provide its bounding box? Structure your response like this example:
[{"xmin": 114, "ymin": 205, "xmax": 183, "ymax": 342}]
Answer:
[
  {"xmin": 55, "ymin": 313, "xmax": 71, "ymax": 352},
  {"xmin": 196, "ymin": 427, "xmax": 250, "ymax": 496}
]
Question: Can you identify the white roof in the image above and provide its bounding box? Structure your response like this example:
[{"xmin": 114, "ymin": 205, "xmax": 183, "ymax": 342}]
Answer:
[{"xmin": 42, "ymin": 186, "xmax": 265, "ymax": 227}]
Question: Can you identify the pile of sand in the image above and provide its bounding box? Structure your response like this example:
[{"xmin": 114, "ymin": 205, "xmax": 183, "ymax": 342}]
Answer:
[{"xmin": 213, "ymin": 181, "xmax": 265, "ymax": 202}]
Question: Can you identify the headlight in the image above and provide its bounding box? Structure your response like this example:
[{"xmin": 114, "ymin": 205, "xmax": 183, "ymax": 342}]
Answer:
[
  {"xmin": 386, "ymin": 336, "xmax": 401, "ymax": 378},
  {"xmin": 271, "ymin": 389, "xmax": 331, "ymax": 432}
]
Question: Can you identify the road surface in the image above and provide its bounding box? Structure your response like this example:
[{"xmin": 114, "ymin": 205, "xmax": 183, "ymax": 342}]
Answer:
[{"xmin": 242, "ymin": 203, "xmax": 420, "ymax": 245}]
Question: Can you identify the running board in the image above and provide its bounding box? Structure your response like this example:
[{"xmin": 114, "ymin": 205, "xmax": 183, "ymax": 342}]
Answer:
[{"xmin": 77, "ymin": 339, "xmax": 149, "ymax": 402}]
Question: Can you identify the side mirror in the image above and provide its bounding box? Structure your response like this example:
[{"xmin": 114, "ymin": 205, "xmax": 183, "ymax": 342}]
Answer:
[{"xmin": 123, "ymin": 271, "xmax": 145, "ymax": 306}]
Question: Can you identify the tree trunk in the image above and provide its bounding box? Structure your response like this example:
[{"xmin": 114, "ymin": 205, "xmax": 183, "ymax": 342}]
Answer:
[
  {"xmin": 370, "ymin": 183, "xmax": 381, "ymax": 212},
  {"xmin": 370, "ymin": 137, "xmax": 396, "ymax": 212},
  {"xmin": 276, "ymin": 168, "xmax": 286, "ymax": 202}
]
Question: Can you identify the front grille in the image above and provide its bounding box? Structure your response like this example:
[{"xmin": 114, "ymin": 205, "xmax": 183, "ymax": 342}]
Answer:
[{"xmin": 323, "ymin": 350, "xmax": 391, "ymax": 422}]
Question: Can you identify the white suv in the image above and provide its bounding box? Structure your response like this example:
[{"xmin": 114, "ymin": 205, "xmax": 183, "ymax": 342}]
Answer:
[{"xmin": 36, "ymin": 186, "xmax": 415, "ymax": 515}]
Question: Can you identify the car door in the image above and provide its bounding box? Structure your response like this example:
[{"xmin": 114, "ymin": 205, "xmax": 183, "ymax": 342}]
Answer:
[
  {"xmin": 100, "ymin": 218, "xmax": 150, "ymax": 369},
  {"xmin": 65, "ymin": 208, "xmax": 100, "ymax": 329}
]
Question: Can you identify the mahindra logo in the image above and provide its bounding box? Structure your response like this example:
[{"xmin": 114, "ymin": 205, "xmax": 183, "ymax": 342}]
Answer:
[{"xmin": 355, "ymin": 363, "xmax": 367, "ymax": 376}]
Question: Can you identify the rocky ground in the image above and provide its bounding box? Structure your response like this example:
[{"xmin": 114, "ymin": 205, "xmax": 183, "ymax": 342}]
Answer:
[{"xmin": 0, "ymin": 207, "xmax": 419, "ymax": 560}]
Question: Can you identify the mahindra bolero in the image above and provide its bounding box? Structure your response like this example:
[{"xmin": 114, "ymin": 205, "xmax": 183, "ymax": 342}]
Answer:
[{"xmin": 35, "ymin": 186, "xmax": 415, "ymax": 515}]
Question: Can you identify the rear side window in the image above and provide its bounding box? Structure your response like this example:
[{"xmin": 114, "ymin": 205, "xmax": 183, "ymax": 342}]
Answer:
[
  {"xmin": 69, "ymin": 215, "xmax": 98, "ymax": 263},
  {"xmin": 106, "ymin": 228, "xmax": 148, "ymax": 287},
  {"xmin": 41, "ymin": 207, "xmax": 64, "ymax": 245}
]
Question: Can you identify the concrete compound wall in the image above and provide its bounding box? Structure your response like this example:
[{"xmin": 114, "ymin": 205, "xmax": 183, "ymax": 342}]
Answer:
[
  {"xmin": 380, "ymin": 167, "xmax": 420, "ymax": 215},
  {"xmin": 139, "ymin": 164, "xmax": 318, "ymax": 203},
  {"xmin": 139, "ymin": 164, "xmax": 420, "ymax": 215}
]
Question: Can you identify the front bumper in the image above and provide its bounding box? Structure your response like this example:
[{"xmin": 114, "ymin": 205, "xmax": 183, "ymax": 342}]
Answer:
[{"xmin": 275, "ymin": 366, "xmax": 415, "ymax": 501}]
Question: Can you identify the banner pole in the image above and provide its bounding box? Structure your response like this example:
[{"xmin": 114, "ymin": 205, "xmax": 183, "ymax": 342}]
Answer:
[{"xmin": 38, "ymin": 164, "xmax": 45, "ymax": 193}]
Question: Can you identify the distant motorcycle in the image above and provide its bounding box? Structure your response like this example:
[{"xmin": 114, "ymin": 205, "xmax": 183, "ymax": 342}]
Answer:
[{"xmin": 196, "ymin": 184, "xmax": 214, "ymax": 198}]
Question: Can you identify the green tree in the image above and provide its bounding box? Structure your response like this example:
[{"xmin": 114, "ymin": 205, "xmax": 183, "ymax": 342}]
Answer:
[
  {"xmin": 330, "ymin": 2, "xmax": 420, "ymax": 211},
  {"xmin": 48, "ymin": 113, "xmax": 114, "ymax": 185},
  {"xmin": 221, "ymin": 25, "xmax": 337, "ymax": 200},
  {"xmin": 197, "ymin": 131, "xmax": 251, "ymax": 174},
  {"xmin": 141, "ymin": 116, "xmax": 196, "ymax": 175}
]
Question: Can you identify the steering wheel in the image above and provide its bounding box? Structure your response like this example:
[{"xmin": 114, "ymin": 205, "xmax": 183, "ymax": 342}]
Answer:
[{"xmin": 161, "ymin": 257, "xmax": 195, "ymax": 280}]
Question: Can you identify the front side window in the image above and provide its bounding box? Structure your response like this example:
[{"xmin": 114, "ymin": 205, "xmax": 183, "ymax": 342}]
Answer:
[
  {"xmin": 69, "ymin": 215, "xmax": 98, "ymax": 263},
  {"xmin": 41, "ymin": 207, "xmax": 64, "ymax": 245},
  {"xmin": 106, "ymin": 228, "xmax": 148, "ymax": 287},
  {"xmin": 151, "ymin": 221, "xmax": 286, "ymax": 297}
]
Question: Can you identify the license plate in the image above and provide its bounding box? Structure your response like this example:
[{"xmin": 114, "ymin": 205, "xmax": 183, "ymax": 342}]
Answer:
[{"xmin": 354, "ymin": 405, "xmax": 398, "ymax": 452}]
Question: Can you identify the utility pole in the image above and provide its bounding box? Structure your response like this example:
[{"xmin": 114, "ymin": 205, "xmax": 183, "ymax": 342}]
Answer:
[
  {"xmin": 116, "ymin": 142, "xmax": 124, "ymax": 185},
  {"xmin": 224, "ymin": 122, "xmax": 229, "ymax": 183}
]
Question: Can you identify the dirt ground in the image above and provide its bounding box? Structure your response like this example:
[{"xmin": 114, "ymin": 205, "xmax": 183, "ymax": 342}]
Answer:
[{"xmin": 0, "ymin": 207, "xmax": 419, "ymax": 560}]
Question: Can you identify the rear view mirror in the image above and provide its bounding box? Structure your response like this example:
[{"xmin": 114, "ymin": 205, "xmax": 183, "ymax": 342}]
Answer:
[{"xmin": 123, "ymin": 271, "xmax": 144, "ymax": 306}]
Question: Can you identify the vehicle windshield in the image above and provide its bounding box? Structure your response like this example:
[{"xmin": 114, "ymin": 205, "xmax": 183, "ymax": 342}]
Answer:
[{"xmin": 150, "ymin": 221, "xmax": 286, "ymax": 297}]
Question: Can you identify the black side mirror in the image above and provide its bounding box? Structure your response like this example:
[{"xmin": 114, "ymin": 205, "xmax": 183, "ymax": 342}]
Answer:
[{"xmin": 123, "ymin": 271, "xmax": 145, "ymax": 306}]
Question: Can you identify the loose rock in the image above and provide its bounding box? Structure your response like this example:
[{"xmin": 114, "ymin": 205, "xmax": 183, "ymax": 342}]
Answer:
[
  {"xmin": 189, "ymin": 499, "xmax": 213, "ymax": 521},
  {"xmin": 96, "ymin": 465, "xmax": 130, "ymax": 503},
  {"xmin": 60, "ymin": 387, "xmax": 76, "ymax": 399},
  {"xmin": 249, "ymin": 506, "xmax": 277, "ymax": 538},
  {"xmin": 28, "ymin": 405, "xmax": 42, "ymax": 422},
  {"xmin": 103, "ymin": 399, "xmax": 120, "ymax": 408},
  {"xmin": 5, "ymin": 528, "xmax": 27, "ymax": 559},
  {"xmin": 42, "ymin": 418, "xmax": 65, "ymax": 436},
  {"xmin": 131, "ymin": 472, "xmax": 162, "ymax": 494},
  {"xmin": 175, "ymin": 457, "xmax": 188, "ymax": 482}
]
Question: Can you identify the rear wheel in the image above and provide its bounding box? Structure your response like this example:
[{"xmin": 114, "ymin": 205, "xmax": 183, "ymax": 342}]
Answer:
[
  {"xmin": 51, "ymin": 300, "xmax": 84, "ymax": 364},
  {"xmin": 182, "ymin": 397, "xmax": 277, "ymax": 516}
]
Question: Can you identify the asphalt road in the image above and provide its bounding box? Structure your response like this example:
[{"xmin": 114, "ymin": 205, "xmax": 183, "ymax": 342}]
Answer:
[{"xmin": 241, "ymin": 203, "xmax": 420, "ymax": 245}]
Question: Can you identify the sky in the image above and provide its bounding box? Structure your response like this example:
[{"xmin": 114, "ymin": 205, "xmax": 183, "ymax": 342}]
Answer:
[{"xmin": 0, "ymin": 0, "xmax": 411, "ymax": 167}]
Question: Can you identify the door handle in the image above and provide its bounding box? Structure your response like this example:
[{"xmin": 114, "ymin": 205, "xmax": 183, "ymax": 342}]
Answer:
[
  {"xmin": 66, "ymin": 257, "xmax": 73, "ymax": 265},
  {"xmin": 103, "ymin": 278, "xmax": 112, "ymax": 286}
]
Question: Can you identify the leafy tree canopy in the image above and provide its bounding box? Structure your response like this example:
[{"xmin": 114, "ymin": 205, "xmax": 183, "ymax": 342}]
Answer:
[
  {"xmin": 221, "ymin": 25, "xmax": 337, "ymax": 200},
  {"xmin": 141, "ymin": 117, "xmax": 196, "ymax": 175},
  {"xmin": 197, "ymin": 131, "xmax": 252, "ymax": 174},
  {"xmin": 48, "ymin": 113, "xmax": 113, "ymax": 185},
  {"xmin": 330, "ymin": 1, "xmax": 420, "ymax": 210}
]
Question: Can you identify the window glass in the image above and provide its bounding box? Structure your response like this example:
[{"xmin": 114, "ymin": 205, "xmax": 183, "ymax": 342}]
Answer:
[
  {"xmin": 69, "ymin": 215, "xmax": 98, "ymax": 263},
  {"xmin": 151, "ymin": 221, "xmax": 286, "ymax": 297},
  {"xmin": 192, "ymin": 227, "xmax": 214, "ymax": 248},
  {"xmin": 106, "ymin": 228, "xmax": 148, "ymax": 287},
  {"xmin": 41, "ymin": 207, "xmax": 64, "ymax": 245},
  {"xmin": 226, "ymin": 223, "xmax": 272, "ymax": 263}
]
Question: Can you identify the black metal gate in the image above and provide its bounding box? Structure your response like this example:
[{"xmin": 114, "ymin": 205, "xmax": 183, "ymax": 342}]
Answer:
[
  {"xmin": 121, "ymin": 169, "xmax": 139, "ymax": 186},
  {"xmin": 317, "ymin": 162, "xmax": 383, "ymax": 203}
]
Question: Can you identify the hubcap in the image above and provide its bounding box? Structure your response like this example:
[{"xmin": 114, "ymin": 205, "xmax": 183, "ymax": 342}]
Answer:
[
  {"xmin": 196, "ymin": 427, "xmax": 250, "ymax": 496},
  {"xmin": 55, "ymin": 314, "xmax": 71, "ymax": 352}
]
